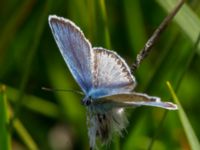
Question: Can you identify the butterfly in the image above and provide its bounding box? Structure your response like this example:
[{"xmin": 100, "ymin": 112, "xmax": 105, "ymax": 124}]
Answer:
[{"xmin": 48, "ymin": 15, "xmax": 177, "ymax": 149}]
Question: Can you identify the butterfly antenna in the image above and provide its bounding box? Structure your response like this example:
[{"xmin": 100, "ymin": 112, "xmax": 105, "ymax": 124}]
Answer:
[
  {"xmin": 41, "ymin": 87, "xmax": 84, "ymax": 95},
  {"xmin": 131, "ymin": 0, "xmax": 185, "ymax": 73}
]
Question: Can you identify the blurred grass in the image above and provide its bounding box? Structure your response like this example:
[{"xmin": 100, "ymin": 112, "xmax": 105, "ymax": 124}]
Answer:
[
  {"xmin": 0, "ymin": 0, "xmax": 200, "ymax": 149},
  {"xmin": 11, "ymin": 0, "xmax": 53, "ymax": 127},
  {"xmin": 123, "ymin": 0, "xmax": 147, "ymax": 55},
  {"xmin": 4, "ymin": 84, "xmax": 60, "ymax": 118},
  {"xmin": 9, "ymin": 106, "xmax": 39, "ymax": 150},
  {"xmin": 98, "ymin": 0, "xmax": 111, "ymax": 49},
  {"xmin": 157, "ymin": 0, "xmax": 200, "ymax": 53},
  {"xmin": 0, "ymin": 0, "xmax": 36, "ymax": 78},
  {"xmin": 0, "ymin": 85, "xmax": 11, "ymax": 150},
  {"xmin": 0, "ymin": 0, "xmax": 36, "ymax": 54}
]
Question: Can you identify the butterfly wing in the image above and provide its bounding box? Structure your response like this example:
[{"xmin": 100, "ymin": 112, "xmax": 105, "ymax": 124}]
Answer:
[
  {"xmin": 90, "ymin": 48, "xmax": 136, "ymax": 99},
  {"xmin": 49, "ymin": 15, "xmax": 93, "ymax": 93},
  {"xmin": 93, "ymin": 92, "xmax": 177, "ymax": 110}
]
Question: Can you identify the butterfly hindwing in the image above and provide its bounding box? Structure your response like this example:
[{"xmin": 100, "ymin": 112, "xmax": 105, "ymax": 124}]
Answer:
[
  {"xmin": 94, "ymin": 92, "xmax": 178, "ymax": 110},
  {"xmin": 49, "ymin": 15, "xmax": 93, "ymax": 93},
  {"xmin": 90, "ymin": 48, "xmax": 136, "ymax": 99}
]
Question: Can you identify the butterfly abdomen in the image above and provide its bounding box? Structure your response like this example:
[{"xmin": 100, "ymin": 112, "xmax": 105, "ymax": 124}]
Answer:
[
  {"xmin": 96, "ymin": 113, "xmax": 110, "ymax": 142},
  {"xmin": 87, "ymin": 107, "xmax": 128, "ymax": 149}
]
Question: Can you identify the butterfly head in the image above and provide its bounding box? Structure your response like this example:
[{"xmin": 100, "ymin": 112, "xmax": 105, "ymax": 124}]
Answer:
[
  {"xmin": 82, "ymin": 96, "xmax": 93, "ymax": 106},
  {"xmin": 81, "ymin": 88, "xmax": 109, "ymax": 106}
]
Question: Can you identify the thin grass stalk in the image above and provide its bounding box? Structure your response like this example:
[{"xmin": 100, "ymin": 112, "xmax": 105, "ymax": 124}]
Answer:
[
  {"xmin": 7, "ymin": 103, "xmax": 39, "ymax": 149},
  {"xmin": 13, "ymin": 118, "xmax": 39, "ymax": 150},
  {"xmin": 167, "ymin": 82, "xmax": 200, "ymax": 150},
  {"xmin": 2, "ymin": 84, "xmax": 60, "ymax": 118},
  {"xmin": 147, "ymin": 33, "xmax": 200, "ymax": 149},
  {"xmin": 0, "ymin": 85, "xmax": 11, "ymax": 150}
]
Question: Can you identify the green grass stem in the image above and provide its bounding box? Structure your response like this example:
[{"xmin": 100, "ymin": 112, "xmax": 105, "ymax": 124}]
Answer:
[
  {"xmin": 0, "ymin": 85, "xmax": 11, "ymax": 150},
  {"xmin": 166, "ymin": 81, "xmax": 200, "ymax": 150}
]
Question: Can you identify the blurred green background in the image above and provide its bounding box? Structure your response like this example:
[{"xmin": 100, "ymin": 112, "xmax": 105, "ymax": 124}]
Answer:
[{"xmin": 0, "ymin": 0, "xmax": 200, "ymax": 149}]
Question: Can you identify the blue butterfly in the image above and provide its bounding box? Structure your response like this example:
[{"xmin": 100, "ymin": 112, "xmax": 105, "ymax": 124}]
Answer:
[{"xmin": 48, "ymin": 15, "xmax": 177, "ymax": 149}]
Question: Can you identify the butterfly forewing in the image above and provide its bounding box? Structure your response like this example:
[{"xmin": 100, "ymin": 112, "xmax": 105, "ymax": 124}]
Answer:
[
  {"xmin": 90, "ymin": 48, "xmax": 136, "ymax": 98},
  {"xmin": 49, "ymin": 15, "xmax": 93, "ymax": 93}
]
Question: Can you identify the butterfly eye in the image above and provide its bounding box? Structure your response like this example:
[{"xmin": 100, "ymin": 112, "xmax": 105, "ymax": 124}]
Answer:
[
  {"xmin": 87, "ymin": 96, "xmax": 93, "ymax": 105},
  {"xmin": 82, "ymin": 96, "xmax": 92, "ymax": 106},
  {"xmin": 86, "ymin": 99, "xmax": 92, "ymax": 106}
]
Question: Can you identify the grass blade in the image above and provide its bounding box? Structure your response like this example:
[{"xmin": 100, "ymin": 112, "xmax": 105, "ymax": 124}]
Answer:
[
  {"xmin": 166, "ymin": 81, "xmax": 200, "ymax": 150},
  {"xmin": 8, "ymin": 103, "xmax": 39, "ymax": 149},
  {"xmin": 3, "ymin": 84, "xmax": 60, "ymax": 118},
  {"xmin": 147, "ymin": 32, "xmax": 200, "ymax": 150},
  {"xmin": 0, "ymin": 85, "xmax": 11, "ymax": 150},
  {"xmin": 0, "ymin": 85, "xmax": 38, "ymax": 149},
  {"xmin": 13, "ymin": 118, "xmax": 39, "ymax": 150}
]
